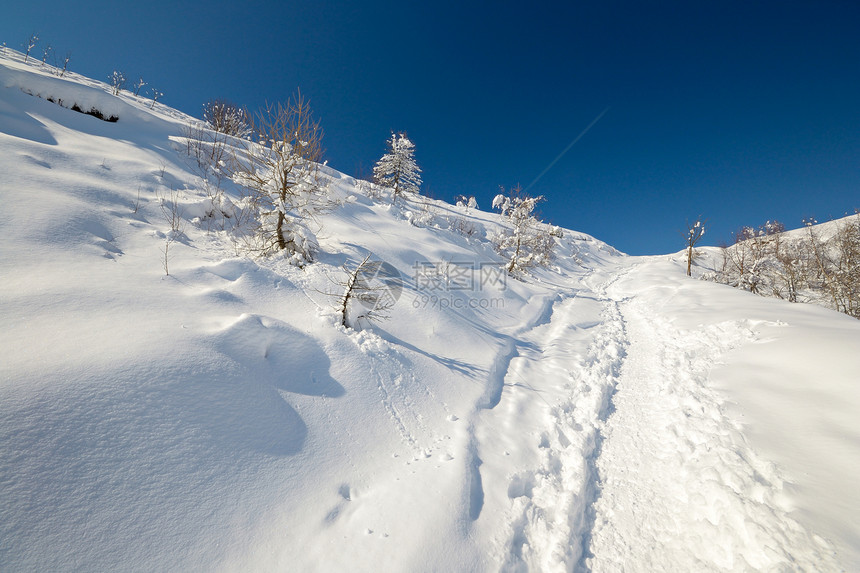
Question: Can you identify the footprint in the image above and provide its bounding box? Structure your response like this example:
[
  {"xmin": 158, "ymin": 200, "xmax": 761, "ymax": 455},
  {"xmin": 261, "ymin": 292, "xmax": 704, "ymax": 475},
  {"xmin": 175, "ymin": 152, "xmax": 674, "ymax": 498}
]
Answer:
[
  {"xmin": 338, "ymin": 484, "xmax": 351, "ymax": 501},
  {"xmin": 507, "ymin": 472, "xmax": 535, "ymax": 499}
]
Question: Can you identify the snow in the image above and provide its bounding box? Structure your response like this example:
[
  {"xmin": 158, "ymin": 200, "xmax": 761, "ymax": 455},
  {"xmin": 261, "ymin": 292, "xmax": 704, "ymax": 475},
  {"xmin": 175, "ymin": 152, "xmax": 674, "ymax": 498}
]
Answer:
[{"xmin": 1, "ymin": 49, "xmax": 859, "ymax": 571}]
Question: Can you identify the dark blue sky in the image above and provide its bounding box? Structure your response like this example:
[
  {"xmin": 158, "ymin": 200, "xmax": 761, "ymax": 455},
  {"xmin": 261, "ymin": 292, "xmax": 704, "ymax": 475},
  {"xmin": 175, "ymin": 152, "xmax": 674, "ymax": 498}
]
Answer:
[{"xmin": 3, "ymin": 1, "xmax": 858, "ymax": 254}]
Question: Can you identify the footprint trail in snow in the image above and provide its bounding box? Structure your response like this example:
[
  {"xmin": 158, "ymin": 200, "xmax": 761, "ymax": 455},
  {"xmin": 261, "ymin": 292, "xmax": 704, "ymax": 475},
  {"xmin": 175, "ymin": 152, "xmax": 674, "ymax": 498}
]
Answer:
[{"xmin": 470, "ymin": 260, "xmax": 839, "ymax": 572}]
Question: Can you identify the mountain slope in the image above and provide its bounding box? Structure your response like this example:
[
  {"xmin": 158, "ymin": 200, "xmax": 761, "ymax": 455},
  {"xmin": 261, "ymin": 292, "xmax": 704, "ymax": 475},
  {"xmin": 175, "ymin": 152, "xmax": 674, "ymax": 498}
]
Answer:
[{"xmin": 2, "ymin": 51, "xmax": 858, "ymax": 572}]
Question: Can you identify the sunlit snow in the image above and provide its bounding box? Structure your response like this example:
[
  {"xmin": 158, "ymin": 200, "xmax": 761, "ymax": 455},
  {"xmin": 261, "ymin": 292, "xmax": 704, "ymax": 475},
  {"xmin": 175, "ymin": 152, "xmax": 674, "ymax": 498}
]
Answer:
[{"xmin": 1, "ymin": 50, "xmax": 858, "ymax": 572}]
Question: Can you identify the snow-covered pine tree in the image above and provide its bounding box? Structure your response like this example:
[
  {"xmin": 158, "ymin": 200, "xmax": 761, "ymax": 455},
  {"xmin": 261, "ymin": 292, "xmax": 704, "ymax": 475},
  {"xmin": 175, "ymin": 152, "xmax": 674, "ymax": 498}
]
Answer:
[
  {"xmin": 373, "ymin": 132, "xmax": 422, "ymax": 205},
  {"xmin": 492, "ymin": 185, "xmax": 560, "ymax": 276}
]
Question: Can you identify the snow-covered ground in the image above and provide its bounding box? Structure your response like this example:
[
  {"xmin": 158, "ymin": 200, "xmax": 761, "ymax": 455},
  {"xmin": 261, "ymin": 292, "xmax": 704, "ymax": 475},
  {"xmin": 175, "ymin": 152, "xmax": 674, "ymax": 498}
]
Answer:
[{"xmin": 2, "ymin": 51, "xmax": 858, "ymax": 572}]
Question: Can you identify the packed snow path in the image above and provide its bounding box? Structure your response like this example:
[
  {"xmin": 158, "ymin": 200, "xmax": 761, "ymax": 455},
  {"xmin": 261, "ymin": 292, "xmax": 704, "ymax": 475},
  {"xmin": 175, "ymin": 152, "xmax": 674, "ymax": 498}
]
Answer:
[{"xmin": 469, "ymin": 259, "xmax": 840, "ymax": 572}]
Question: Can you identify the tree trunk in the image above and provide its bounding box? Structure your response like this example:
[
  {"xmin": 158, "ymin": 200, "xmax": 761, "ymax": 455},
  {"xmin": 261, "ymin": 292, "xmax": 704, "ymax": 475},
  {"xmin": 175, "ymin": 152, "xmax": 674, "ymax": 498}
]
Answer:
[
  {"xmin": 276, "ymin": 211, "xmax": 287, "ymax": 250},
  {"xmin": 686, "ymin": 244, "xmax": 693, "ymax": 276}
]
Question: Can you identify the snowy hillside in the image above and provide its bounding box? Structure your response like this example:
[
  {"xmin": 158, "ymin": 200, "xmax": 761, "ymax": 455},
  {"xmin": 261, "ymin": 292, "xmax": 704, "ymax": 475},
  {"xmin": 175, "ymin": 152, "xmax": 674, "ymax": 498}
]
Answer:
[{"xmin": 2, "ymin": 50, "xmax": 859, "ymax": 572}]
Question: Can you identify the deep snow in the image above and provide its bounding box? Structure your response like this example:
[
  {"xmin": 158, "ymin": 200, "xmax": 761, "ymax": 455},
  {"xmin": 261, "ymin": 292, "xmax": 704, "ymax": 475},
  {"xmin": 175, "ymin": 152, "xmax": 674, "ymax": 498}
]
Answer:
[{"xmin": 1, "ymin": 50, "xmax": 859, "ymax": 572}]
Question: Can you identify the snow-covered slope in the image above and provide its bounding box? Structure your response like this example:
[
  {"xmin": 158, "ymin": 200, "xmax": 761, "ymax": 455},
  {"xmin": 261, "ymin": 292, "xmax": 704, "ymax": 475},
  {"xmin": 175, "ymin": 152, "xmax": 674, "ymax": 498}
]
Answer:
[{"xmin": 2, "ymin": 51, "xmax": 859, "ymax": 572}]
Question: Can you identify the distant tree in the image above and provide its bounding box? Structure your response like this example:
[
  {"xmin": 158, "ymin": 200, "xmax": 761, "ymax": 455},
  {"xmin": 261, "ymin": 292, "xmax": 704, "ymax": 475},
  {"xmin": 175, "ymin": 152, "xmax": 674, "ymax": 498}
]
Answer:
[
  {"xmin": 709, "ymin": 214, "xmax": 859, "ymax": 319},
  {"xmin": 373, "ymin": 132, "xmax": 422, "ymax": 204},
  {"xmin": 803, "ymin": 216, "xmax": 860, "ymax": 317},
  {"xmin": 684, "ymin": 218, "xmax": 706, "ymax": 276},
  {"xmin": 59, "ymin": 51, "xmax": 71, "ymax": 77},
  {"xmin": 41, "ymin": 44, "xmax": 52, "ymax": 67},
  {"xmin": 762, "ymin": 220, "xmax": 785, "ymax": 235},
  {"xmin": 109, "ymin": 70, "xmax": 126, "ymax": 95},
  {"xmin": 23, "ymin": 33, "xmax": 38, "ymax": 63},
  {"xmin": 455, "ymin": 195, "xmax": 478, "ymax": 211},
  {"xmin": 133, "ymin": 77, "xmax": 146, "ymax": 96},
  {"xmin": 492, "ymin": 185, "xmax": 559, "ymax": 275},
  {"xmin": 203, "ymin": 99, "xmax": 250, "ymax": 138},
  {"xmin": 149, "ymin": 87, "xmax": 163, "ymax": 109},
  {"xmin": 229, "ymin": 91, "xmax": 329, "ymax": 264}
]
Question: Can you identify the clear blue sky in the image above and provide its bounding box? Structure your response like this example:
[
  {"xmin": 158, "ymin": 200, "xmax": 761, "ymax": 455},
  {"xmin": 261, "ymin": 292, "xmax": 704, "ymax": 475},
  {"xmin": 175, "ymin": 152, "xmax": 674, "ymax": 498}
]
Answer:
[{"xmin": 3, "ymin": 1, "xmax": 858, "ymax": 254}]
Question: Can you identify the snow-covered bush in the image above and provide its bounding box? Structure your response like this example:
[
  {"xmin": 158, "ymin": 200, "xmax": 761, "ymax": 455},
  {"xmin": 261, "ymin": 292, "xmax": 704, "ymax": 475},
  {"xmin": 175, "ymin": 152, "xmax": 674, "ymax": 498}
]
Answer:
[
  {"xmin": 109, "ymin": 70, "xmax": 126, "ymax": 95},
  {"xmin": 203, "ymin": 99, "xmax": 250, "ymax": 138},
  {"xmin": 132, "ymin": 77, "xmax": 146, "ymax": 96},
  {"xmin": 407, "ymin": 197, "xmax": 438, "ymax": 228},
  {"xmin": 23, "ymin": 33, "xmax": 38, "ymax": 63},
  {"xmin": 149, "ymin": 87, "xmax": 163, "ymax": 109},
  {"xmin": 492, "ymin": 186, "xmax": 558, "ymax": 276},
  {"xmin": 227, "ymin": 92, "xmax": 329, "ymax": 264},
  {"xmin": 451, "ymin": 216, "xmax": 481, "ymax": 239},
  {"xmin": 373, "ymin": 132, "xmax": 422, "ymax": 205},
  {"xmin": 455, "ymin": 195, "xmax": 478, "ymax": 211}
]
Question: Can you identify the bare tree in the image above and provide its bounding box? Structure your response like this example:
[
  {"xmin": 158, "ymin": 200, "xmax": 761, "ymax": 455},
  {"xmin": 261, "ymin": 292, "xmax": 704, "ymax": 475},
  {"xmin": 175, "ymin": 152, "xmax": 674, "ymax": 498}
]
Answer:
[
  {"xmin": 772, "ymin": 240, "xmax": 804, "ymax": 302},
  {"xmin": 23, "ymin": 33, "xmax": 38, "ymax": 63},
  {"xmin": 228, "ymin": 91, "xmax": 329, "ymax": 263},
  {"xmin": 149, "ymin": 87, "xmax": 163, "ymax": 109},
  {"xmin": 709, "ymin": 214, "xmax": 859, "ymax": 319},
  {"xmin": 133, "ymin": 77, "xmax": 146, "ymax": 96},
  {"xmin": 830, "ymin": 217, "xmax": 860, "ymax": 317},
  {"xmin": 332, "ymin": 254, "xmax": 397, "ymax": 328},
  {"xmin": 109, "ymin": 71, "xmax": 126, "ymax": 95},
  {"xmin": 156, "ymin": 188, "xmax": 185, "ymax": 276},
  {"xmin": 59, "ymin": 51, "xmax": 71, "ymax": 77},
  {"xmin": 182, "ymin": 121, "xmax": 229, "ymax": 184},
  {"xmin": 684, "ymin": 218, "xmax": 706, "ymax": 276},
  {"xmin": 41, "ymin": 44, "xmax": 52, "ymax": 67}
]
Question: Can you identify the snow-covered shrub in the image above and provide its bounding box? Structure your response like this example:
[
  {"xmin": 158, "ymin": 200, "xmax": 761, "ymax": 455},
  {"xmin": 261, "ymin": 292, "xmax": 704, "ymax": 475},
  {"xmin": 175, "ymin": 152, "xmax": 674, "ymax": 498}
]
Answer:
[
  {"xmin": 374, "ymin": 132, "xmax": 422, "ymax": 205},
  {"xmin": 181, "ymin": 122, "xmax": 230, "ymax": 185},
  {"xmin": 149, "ymin": 87, "xmax": 163, "ymax": 109},
  {"xmin": 156, "ymin": 188, "xmax": 187, "ymax": 276},
  {"xmin": 448, "ymin": 195, "xmax": 483, "ymax": 238},
  {"xmin": 109, "ymin": 71, "xmax": 126, "ymax": 95},
  {"xmin": 357, "ymin": 178, "xmax": 384, "ymax": 201},
  {"xmin": 455, "ymin": 195, "xmax": 478, "ymax": 211},
  {"xmin": 451, "ymin": 216, "xmax": 481, "ymax": 239},
  {"xmin": 203, "ymin": 99, "xmax": 250, "ymax": 138},
  {"xmin": 58, "ymin": 51, "xmax": 71, "ymax": 77},
  {"xmin": 132, "ymin": 77, "xmax": 146, "ymax": 96},
  {"xmin": 491, "ymin": 186, "xmax": 557, "ymax": 276},
  {"xmin": 40, "ymin": 44, "xmax": 52, "ymax": 68},
  {"xmin": 23, "ymin": 33, "xmax": 38, "ymax": 63}
]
